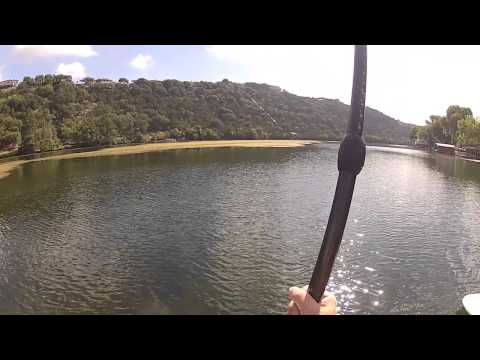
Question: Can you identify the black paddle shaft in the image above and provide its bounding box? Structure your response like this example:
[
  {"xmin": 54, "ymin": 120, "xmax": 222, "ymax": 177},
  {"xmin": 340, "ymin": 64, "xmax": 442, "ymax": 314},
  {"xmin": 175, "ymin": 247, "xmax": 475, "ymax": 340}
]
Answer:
[{"xmin": 308, "ymin": 45, "xmax": 368, "ymax": 302}]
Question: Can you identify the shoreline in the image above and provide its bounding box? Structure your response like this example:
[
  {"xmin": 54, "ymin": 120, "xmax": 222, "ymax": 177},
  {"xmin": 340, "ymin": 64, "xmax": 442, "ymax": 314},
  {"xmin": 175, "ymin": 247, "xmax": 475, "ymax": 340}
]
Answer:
[{"xmin": 0, "ymin": 140, "xmax": 319, "ymax": 181}]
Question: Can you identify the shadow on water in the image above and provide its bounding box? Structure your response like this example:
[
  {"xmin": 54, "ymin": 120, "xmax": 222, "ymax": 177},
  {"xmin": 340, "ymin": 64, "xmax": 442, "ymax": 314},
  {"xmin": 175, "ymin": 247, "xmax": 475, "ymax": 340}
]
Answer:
[
  {"xmin": 0, "ymin": 145, "xmax": 108, "ymax": 164},
  {"xmin": 367, "ymin": 145, "xmax": 480, "ymax": 187},
  {"xmin": 423, "ymin": 152, "xmax": 480, "ymax": 186}
]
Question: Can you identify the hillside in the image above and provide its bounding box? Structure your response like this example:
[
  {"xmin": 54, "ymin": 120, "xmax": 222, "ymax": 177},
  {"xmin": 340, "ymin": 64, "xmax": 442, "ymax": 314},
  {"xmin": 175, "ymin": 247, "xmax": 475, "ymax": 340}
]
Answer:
[{"xmin": 0, "ymin": 75, "xmax": 414, "ymax": 153}]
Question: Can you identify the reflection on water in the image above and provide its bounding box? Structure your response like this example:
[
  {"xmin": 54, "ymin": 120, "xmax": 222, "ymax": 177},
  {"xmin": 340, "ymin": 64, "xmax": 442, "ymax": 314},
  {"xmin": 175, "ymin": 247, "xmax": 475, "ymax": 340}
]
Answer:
[{"xmin": 0, "ymin": 144, "xmax": 479, "ymax": 314}]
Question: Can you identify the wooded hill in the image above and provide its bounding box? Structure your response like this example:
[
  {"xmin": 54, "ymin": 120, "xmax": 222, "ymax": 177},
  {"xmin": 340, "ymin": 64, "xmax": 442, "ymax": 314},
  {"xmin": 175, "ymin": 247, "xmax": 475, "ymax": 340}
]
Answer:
[{"xmin": 0, "ymin": 75, "xmax": 414, "ymax": 153}]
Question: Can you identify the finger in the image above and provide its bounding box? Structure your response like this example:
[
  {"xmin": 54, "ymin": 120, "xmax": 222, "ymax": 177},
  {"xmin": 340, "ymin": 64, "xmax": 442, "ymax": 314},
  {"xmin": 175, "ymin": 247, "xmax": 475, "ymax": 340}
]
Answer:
[
  {"xmin": 319, "ymin": 292, "xmax": 337, "ymax": 315},
  {"xmin": 321, "ymin": 291, "xmax": 336, "ymax": 306},
  {"xmin": 293, "ymin": 302, "xmax": 301, "ymax": 315},
  {"xmin": 288, "ymin": 287, "xmax": 307, "ymax": 304},
  {"xmin": 320, "ymin": 301, "xmax": 337, "ymax": 315},
  {"xmin": 289, "ymin": 286, "xmax": 320, "ymax": 314},
  {"xmin": 287, "ymin": 301, "xmax": 300, "ymax": 315},
  {"xmin": 320, "ymin": 292, "xmax": 331, "ymax": 305}
]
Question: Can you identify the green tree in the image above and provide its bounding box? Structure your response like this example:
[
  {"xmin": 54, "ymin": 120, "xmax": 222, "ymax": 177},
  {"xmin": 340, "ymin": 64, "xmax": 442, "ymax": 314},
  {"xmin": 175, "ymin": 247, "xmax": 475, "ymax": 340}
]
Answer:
[
  {"xmin": 34, "ymin": 75, "xmax": 45, "ymax": 85},
  {"xmin": 96, "ymin": 113, "xmax": 118, "ymax": 145},
  {"xmin": 0, "ymin": 115, "xmax": 22, "ymax": 149},
  {"xmin": 22, "ymin": 76, "xmax": 34, "ymax": 86},
  {"xmin": 54, "ymin": 75, "xmax": 73, "ymax": 84},
  {"xmin": 19, "ymin": 110, "xmax": 61, "ymax": 153},
  {"xmin": 150, "ymin": 113, "xmax": 171, "ymax": 131},
  {"xmin": 456, "ymin": 116, "xmax": 480, "ymax": 145},
  {"xmin": 428, "ymin": 116, "xmax": 449, "ymax": 144},
  {"xmin": 35, "ymin": 84, "xmax": 54, "ymax": 98},
  {"xmin": 59, "ymin": 118, "xmax": 79, "ymax": 144},
  {"xmin": 44, "ymin": 74, "xmax": 54, "ymax": 85},
  {"xmin": 446, "ymin": 105, "xmax": 472, "ymax": 144},
  {"xmin": 409, "ymin": 127, "xmax": 418, "ymax": 143}
]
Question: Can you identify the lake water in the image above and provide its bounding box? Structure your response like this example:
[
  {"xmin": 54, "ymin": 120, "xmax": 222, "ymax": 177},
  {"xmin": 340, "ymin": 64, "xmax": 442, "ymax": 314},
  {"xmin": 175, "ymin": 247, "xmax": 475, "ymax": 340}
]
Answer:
[{"xmin": 0, "ymin": 143, "xmax": 479, "ymax": 314}]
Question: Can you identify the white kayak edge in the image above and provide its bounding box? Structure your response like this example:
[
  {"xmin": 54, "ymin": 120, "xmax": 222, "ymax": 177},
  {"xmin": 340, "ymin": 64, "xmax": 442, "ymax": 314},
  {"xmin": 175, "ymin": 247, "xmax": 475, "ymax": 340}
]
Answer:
[{"xmin": 462, "ymin": 294, "xmax": 480, "ymax": 315}]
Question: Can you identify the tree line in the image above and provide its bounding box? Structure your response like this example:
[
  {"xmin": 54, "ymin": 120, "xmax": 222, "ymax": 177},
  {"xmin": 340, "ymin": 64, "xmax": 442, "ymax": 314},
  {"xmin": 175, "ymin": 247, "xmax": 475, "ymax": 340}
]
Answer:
[
  {"xmin": 410, "ymin": 105, "xmax": 480, "ymax": 147},
  {"xmin": 0, "ymin": 75, "xmax": 414, "ymax": 154}
]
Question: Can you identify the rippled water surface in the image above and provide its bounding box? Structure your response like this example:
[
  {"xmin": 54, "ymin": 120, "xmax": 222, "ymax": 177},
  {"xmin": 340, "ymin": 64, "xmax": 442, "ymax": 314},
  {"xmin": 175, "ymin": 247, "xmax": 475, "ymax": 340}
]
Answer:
[{"xmin": 0, "ymin": 143, "xmax": 479, "ymax": 314}]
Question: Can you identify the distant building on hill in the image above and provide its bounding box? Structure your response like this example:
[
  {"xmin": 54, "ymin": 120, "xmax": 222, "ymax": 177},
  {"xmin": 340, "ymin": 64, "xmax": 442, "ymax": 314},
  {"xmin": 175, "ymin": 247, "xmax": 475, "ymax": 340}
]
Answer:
[
  {"xmin": 0, "ymin": 80, "xmax": 19, "ymax": 89},
  {"xmin": 94, "ymin": 79, "xmax": 115, "ymax": 88},
  {"xmin": 96, "ymin": 79, "xmax": 113, "ymax": 84}
]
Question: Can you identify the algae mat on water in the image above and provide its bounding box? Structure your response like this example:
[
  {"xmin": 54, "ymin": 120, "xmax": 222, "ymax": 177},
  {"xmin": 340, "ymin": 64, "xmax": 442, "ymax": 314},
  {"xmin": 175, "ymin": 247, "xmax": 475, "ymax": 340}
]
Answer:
[{"xmin": 0, "ymin": 140, "xmax": 319, "ymax": 181}]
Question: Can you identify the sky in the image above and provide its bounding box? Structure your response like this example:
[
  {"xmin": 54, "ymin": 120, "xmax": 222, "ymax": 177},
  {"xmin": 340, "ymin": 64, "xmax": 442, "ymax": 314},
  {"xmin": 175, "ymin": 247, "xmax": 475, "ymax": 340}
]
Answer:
[{"xmin": 0, "ymin": 45, "xmax": 479, "ymax": 126}]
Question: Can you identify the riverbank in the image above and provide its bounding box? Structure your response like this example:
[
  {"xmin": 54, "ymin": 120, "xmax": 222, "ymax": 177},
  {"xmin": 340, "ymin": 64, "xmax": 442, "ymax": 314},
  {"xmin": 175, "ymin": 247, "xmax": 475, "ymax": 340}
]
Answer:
[
  {"xmin": 0, "ymin": 140, "xmax": 319, "ymax": 181},
  {"xmin": 328, "ymin": 141, "xmax": 414, "ymax": 149}
]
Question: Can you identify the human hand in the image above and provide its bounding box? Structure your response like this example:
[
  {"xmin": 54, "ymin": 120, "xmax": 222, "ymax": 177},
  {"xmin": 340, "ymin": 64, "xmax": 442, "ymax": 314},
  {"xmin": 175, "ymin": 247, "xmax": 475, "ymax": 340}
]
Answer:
[{"xmin": 287, "ymin": 285, "xmax": 337, "ymax": 315}]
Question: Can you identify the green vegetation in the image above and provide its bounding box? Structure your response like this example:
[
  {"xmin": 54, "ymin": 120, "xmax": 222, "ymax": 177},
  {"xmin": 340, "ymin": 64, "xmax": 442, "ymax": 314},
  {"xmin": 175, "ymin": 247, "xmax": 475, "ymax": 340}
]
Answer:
[
  {"xmin": 0, "ymin": 75, "xmax": 414, "ymax": 154},
  {"xmin": 457, "ymin": 117, "xmax": 480, "ymax": 145},
  {"xmin": 411, "ymin": 105, "xmax": 477, "ymax": 147}
]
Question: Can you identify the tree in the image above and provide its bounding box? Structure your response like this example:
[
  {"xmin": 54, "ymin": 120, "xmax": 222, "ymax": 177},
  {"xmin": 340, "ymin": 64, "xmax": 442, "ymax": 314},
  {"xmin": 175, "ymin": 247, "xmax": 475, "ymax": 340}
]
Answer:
[
  {"xmin": 446, "ymin": 105, "xmax": 472, "ymax": 144},
  {"xmin": 34, "ymin": 75, "xmax": 45, "ymax": 85},
  {"xmin": 118, "ymin": 78, "xmax": 129, "ymax": 84},
  {"xmin": 416, "ymin": 124, "xmax": 433, "ymax": 146},
  {"xmin": 427, "ymin": 115, "xmax": 449, "ymax": 144},
  {"xmin": 54, "ymin": 75, "xmax": 73, "ymax": 84},
  {"xmin": 19, "ymin": 110, "xmax": 61, "ymax": 154},
  {"xmin": 35, "ymin": 84, "xmax": 54, "ymax": 98},
  {"xmin": 203, "ymin": 128, "xmax": 219, "ymax": 140},
  {"xmin": 168, "ymin": 128, "xmax": 184, "ymax": 140},
  {"xmin": 44, "ymin": 74, "xmax": 54, "ymax": 85},
  {"xmin": 22, "ymin": 76, "xmax": 34, "ymax": 86},
  {"xmin": 409, "ymin": 127, "xmax": 417, "ymax": 143},
  {"xmin": 0, "ymin": 115, "xmax": 22, "ymax": 150},
  {"xmin": 52, "ymin": 81, "xmax": 77, "ymax": 106},
  {"xmin": 456, "ymin": 116, "xmax": 480, "ymax": 145},
  {"xmin": 96, "ymin": 113, "xmax": 118, "ymax": 145},
  {"xmin": 150, "ymin": 113, "xmax": 171, "ymax": 131},
  {"xmin": 59, "ymin": 118, "xmax": 79, "ymax": 144}
]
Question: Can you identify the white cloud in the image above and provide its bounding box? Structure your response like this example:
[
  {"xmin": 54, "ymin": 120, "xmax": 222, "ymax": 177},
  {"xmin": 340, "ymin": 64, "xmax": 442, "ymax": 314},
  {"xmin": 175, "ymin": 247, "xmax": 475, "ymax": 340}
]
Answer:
[
  {"xmin": 207, "ymin": 45, "xmax": 480, "ymax": 125},
  {"xmin": 14, "ymin": 45, "xmax": 97, "ymax": 58},
  {"xmin": 0, "ymin": 66, "xmax": 3, "ymax": 81},
  {"xmin": 56, "ymin": 62, "xmax": 87, "ymax": 81},
  {"xmin": 130, "ymin": 54, "xmax": 154, "ymax": 71}
]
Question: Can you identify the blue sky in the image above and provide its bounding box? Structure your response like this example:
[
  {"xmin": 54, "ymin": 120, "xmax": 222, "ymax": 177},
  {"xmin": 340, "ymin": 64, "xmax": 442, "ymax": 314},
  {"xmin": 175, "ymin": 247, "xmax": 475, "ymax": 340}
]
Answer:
[
  {"xmin": 0, "ymin": 46, "xmax": 242, "ymax": 83},
  {"xmin": 2, "ymin": 45, "xmax": 480, "ymax": 126}
]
